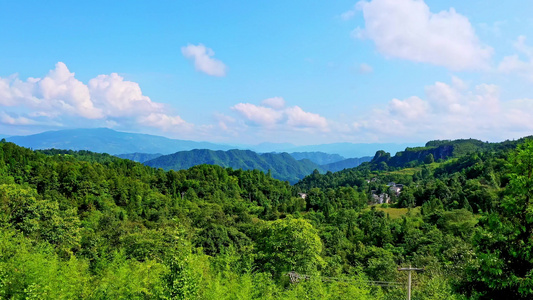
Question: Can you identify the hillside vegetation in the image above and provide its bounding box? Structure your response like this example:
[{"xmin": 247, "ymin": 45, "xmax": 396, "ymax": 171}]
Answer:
[
  {"xmin": 117, "ymin": 152, "xmax": 163, "ymax": 163},
  {"xmin": 143, "ymin": 149, "xmax": 322, "ymax": 184},
  {"xmin": 1, "ymin": 137, "xmax": 533, "ymax": 298},
  {"xmin": 287, "ymin": 152, "xmax": 346, "ymax": 165}
]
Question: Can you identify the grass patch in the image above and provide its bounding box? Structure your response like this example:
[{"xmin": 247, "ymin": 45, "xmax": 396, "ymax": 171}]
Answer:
[
  {"xmin": 367, "ymin": 205, "xmax": 421, "ymax": 219},
  {"xmin": 383, "ymin": 160, "xmax": 454, "ymax": 176},
  {"xmin": 384, "ymin": 167, "xmax": 418, "ymax": 176}
]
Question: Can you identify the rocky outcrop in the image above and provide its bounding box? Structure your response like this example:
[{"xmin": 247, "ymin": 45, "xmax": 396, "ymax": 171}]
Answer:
[{"xmin": 371, "ymin": 145, "xmax": 455, "ymax": 168}]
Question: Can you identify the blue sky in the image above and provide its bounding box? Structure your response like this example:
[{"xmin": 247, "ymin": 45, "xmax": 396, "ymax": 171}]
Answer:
[{"xmin": 1, "ymin": 0, "xmax": 533, "ymax": 145}]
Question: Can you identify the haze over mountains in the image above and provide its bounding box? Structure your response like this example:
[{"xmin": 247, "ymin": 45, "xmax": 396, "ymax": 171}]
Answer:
[
  {"xmin": 5, "ymin": 128, "xmax": 420, "ymax": 157},
  {"xmin": 6, "ymin": 128, "xmax": 234, "ymax": 155},
  {"xmin": 248, "ymin": 143, "xmax": 421, "ymax": 159},
  {"xmin": 4, "ymin": 128, "xmax": 421, "ymax": 182}
]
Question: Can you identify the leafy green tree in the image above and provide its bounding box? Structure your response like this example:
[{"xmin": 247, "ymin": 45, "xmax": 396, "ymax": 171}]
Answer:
[
  {"xmin": 255, "ymin": 217, "xmax": 325, "ymax": 276},
  {"xmin": 469, "ymin": 140, "xmax": 533, "ymax": 298},
  {"xmin": 424, "ymin": 153, "xmax": 435, "ymax": 164}
]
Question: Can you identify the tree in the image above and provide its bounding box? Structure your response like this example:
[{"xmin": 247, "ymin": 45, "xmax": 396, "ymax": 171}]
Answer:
[
  {"xmin": 255, "ymin": 217, "xmax": 325, "ymax": 276},
  {"xmin": 468, "ymin": 140, "xmax": 533, "ymax": 298},
  {"xmin": 424, "ymin": 153, "xmax": 435, "ymax": 164}
]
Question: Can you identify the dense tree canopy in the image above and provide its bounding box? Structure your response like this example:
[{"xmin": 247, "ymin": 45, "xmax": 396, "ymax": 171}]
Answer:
[{"xmin": 0, "ymin": 138, "xmax": 532, "ymax": 298}]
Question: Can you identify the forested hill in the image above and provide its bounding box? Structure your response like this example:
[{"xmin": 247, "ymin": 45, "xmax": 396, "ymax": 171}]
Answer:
[
  {"xmin": 287, "ymin": 152, "xmax": 345, "ymax": 165},
  {"xmin": 3, "ymin": 138, "xmax": 533, "ymax": 298},
  {"xmin": 119, "ymin": 149, "xmax": 371, "ymax": 182},
  {"xmin": 320, "ymin": 156, "xmax": 373, "ymax": 172},
  {"xmin": 117, "ymin": 151, "xmax": 349, "ymax": 165},
  {"xmin": 296, "ymin": 137, "xmax": 526, "ymax": 190},
  {"xmin": 143, "ymin": 149, "xmax": 322, "ymax": 184},
  {"xmin": 117, "ymin": 152, "xmax": 163, "ymax": 163},
  {"xmin": 369, "ymin": 137, "xmax": 528, "ymax": 170}
]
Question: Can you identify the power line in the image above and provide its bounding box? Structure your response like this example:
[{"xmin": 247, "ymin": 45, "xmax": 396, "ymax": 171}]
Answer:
[{"xmin": 286, "ymin": 271, "xmax": 402, "ymax": 287}]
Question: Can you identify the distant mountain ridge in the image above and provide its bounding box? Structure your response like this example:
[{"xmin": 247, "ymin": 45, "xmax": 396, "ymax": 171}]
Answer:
[
  {"xmin": 250, "ymin": 142, "xmax": 422, "ymax": 158},
  {"xmin": 113, "ymin": 149, "xmax": 370, "ymax": 184},
  {"xmin": 118, "ymin": 150, "xmax": 348, "ymax": 165},
  {"xmin": 116, "ymin": 153, "xmax": 163, "ymax": 163},
  {"xmin": 6, "ymin": 128, "xmax": 234, "ymax": 155},
  {"xmin": 143, "ymin": 149, "xmax": 322, "ymax": 184},
  {"xmin": 320, "ymin": 157, "xmax": 373, "ymax": 172},
  {"xmin": 369, "ymin": 138, "xmax": 531, "ymax": 169},
  {"xmin": 287, "ymin": 152, "xmax": 345, "ymax": 165},
  {"xmin": 6, "ymin": 128, "xmax": 422, "ymax": 158}
]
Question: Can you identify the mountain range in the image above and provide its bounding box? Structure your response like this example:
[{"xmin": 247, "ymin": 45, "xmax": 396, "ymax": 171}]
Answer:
[
  {"xmin": 6, "ymin": 128, "xmax": 234, "ymax": 155},
  {"xmin": 5, "ymin": 128, "xmax": 420, "ymax": 157},
  {"xmin": 136, "ymin": 149, "xmax": 370, "ymax": 183},
  {"xmin": 244, "ymin": 142, "xmax": 421, "ymax": 158},
  {"xmin": 143, "ymin": 149, "xmax": 319, "ymax": 183}
]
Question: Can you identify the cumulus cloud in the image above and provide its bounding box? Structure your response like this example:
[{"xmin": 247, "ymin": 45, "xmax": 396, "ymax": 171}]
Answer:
[
  {"xmin": 0, "ymin": 112, "xmax": 37, "ymax": 125},
  {"xmin": 355, "ymin": 0, "xmax": 492, "ymax": 70},
  {"xmin": 231, "ymin": 103, "xmax": 283, "ymax": 127},
  {"xmin": 499, "ymin": 36, "xmax": 533, "ymax": 82},
  {"xmin": 0, "ymin": 75, "xmax": 36, "ymax": 106},
  {"xmin": 285, "ymin": 106, "xmax": 328, "ymax": 130},
  {"xmin": 352, "ymin": 78, "xmax": 533, "ymax": 142},
  {"xmin": 0, "ymin": 62, "xmax": 191, "ymax": 133},
  {"xmin": 388, "ymin": 96, "xmax": 429, "ymax": 120},
  {"xmin": 88, "ymin": 73, "xmax": 163, "ymax": 117},
  {"xmin": 39, "ymin": 62, "xmax": 104, "ymax": 119},
  {"xmin": 138, "ymin": 113, "xmax": 190, "ymax": 131},
  {"xmin": 231, "ymin": 98, "xmax": 329, "ymax": 131},
  {"xmin": 181, "ymin": 44, "xmax": 227, "ymax": 77},
  {"xmin": 425, "ymin": 80, "xmax": 466, "ymax": 113},
  {"xmin": 261, "ymin": 97, "xmax": 286, "ymax": 109},
  {"xmin": 0, "ymin": 63, "xmax": 103, "ymax": 119}
]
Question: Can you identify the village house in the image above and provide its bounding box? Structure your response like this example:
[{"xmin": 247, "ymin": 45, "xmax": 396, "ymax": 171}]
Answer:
[
  {"xmin": 370, "ymin": 189, "xmax": 390, "ymax": 204},
  {"xmin": 298, "ymin": 193, "xmax": 308, "ymax": 199},
  {"xmin": 388, "ymin": 183, "xmax": 404, "ymax": 196}
]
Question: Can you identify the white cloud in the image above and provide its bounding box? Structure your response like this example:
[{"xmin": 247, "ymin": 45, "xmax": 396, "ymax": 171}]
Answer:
[
  {"xmin": 359, "ymin": 63, "xmax": 373, "ymax": 74},
  {"xmin": 39, "ymin": 62, "xmax": 104, "ymax": 119},
  {"xmin": 232, "ymin": 98, "xmax": 329, "ymax": 132},
  {"xmin": 499, "ymin": 36, "xmax": 533, "ymax": 82},
  {"xmin": 351, "ymin": 78, "xmax": 532, "ymax": 142},
  {"xmin": 0, "ymin": 62, "xmax": 103, "ymax": 119},
  {"xmin": 285, "ymin": 106, "xmax": 329, "ymax": 130},
  {"xmin": 515, "ymin": 35, "xmax": 533, "ymax": 57},
  {"xmin": 213, "ymin": 113, "xmax": 237, "ymax": 132},
  {"xmin": 231, "ymin": 103, "xmax": 283, "ymax": 127},
  {"xmin": 425, "ymin": 81, "xmax": 465, "ymax": 113},
  {"xmin": 0, "ymin": 112, "xmax": 37, "ymax": 125},
  {"xmin": 88, "ymin": 73, "xmax": 163, "ymax": 117},
  {"xmin": 261, "ymin": 97, "xmax": 286, "ymax": 109},
  {"xmin": 341, "ymin": 5, "xmax": 357, "ymax": 21},
  {"xmin": 0, "ymin": 62, "xmax": 191, "ymax": 133},
  {"xmin": 388, "ymin": 96, "xmax": 429, "ymax": 120},
  {"xmin": 356, "ymin": 0, "xmax": 492, "ymax": 70},
  {"xmin": 498, "ymin": 55, "xmax": 533, "ymax": 81},
  {"xmin": 0, "ymin": 75, "xmax": 35, "ymax": 106},
  {"xmin": 138, "ymin": 113, "xmax": 191, "ymax": 131},
  {"xmin": 505, "ymin": 99, "xmax": 533, "ymax": 130},
  {"xmin": 181, "ymin": 44, "xmax": 227, "ymax": 77}
]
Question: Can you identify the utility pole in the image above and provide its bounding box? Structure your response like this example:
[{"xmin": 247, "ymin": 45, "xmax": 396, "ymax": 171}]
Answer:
[{"xmin": 398, "ymin": 265, "xmax": 424, "ymax": 300}]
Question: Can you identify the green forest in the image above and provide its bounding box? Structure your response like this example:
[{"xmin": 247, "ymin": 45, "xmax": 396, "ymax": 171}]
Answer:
[{"xmin": 1, "ymin": 137, "xmax": 533, "ymax": 299}]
